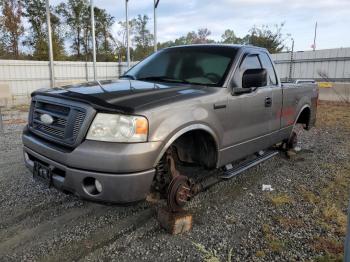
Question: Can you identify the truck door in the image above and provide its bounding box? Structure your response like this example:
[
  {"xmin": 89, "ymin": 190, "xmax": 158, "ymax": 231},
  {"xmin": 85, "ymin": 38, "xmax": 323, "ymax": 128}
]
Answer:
[
  {"xmin": 258, "ymin": 51, "xmax": 283, "ymax": 133},
  {"xmin": 221, "ymin": 53, "xmax": 273, "ymax": 164}
]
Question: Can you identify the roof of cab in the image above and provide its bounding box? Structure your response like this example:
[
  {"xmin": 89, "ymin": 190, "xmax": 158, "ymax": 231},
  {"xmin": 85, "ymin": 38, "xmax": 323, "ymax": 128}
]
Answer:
[{"xmin": 164, "ymin": 44, "xmax": 268, "ymax": 52}]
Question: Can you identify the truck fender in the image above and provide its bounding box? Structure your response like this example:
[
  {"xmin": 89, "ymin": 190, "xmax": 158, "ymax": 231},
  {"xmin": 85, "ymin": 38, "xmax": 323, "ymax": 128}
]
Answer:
[
  {"xmin": 293, "ymin": 104, "xmax": 311, "ymax": 127},
  {"xmin": 153, "ymin": 123, "xmax": 220, "ymax": 167}
]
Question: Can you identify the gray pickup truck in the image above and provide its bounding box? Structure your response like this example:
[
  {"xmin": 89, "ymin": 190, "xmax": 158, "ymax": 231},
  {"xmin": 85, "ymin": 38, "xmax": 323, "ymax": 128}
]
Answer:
[{"xmin": 23, "ymin": 45, "xmax": 318, "ymax": 207}]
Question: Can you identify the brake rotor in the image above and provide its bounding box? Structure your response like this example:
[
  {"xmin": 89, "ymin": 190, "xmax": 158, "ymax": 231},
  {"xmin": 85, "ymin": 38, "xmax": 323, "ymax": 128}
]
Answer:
[{"xmin": 167, "ymin": 175, "xmax": 192, "ymax": 212}]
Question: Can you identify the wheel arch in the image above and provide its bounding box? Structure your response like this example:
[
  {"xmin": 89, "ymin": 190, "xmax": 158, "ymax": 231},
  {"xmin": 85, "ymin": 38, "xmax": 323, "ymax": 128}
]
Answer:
[
  {"xmin": 153, "ymin": 124, "xmax": 220, "ymax": 168},
  {"xmin": 294, "ymin": 104, "xmax": 312, "ymax": 129}
]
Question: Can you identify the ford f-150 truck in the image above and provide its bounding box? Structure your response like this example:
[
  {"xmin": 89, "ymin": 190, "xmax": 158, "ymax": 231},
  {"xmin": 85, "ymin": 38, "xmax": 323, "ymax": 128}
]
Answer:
[{"xmin": 22, "ymin": 45, "xmax": 318, "ymax": 207}]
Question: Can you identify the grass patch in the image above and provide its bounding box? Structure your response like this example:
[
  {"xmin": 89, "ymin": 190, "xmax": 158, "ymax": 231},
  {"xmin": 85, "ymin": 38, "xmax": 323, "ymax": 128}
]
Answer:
[
  {"xmin": 261, "ymin": 223, "xmax": 285, "ymax": 254},
  {"xmin": 255, "ymin": 250, "xmax": 265, "ymax": 258},
  {"xmin": 317, "ymin": 104, "xmax": 350, "ymax": 130},
  {"xmin": 192, "ymin": 242, "xmax": 220, "ymax": 262},
  {"xmin": 313, "ymin": 237, "xmax": 344, "ymax": 256},
  {"xmin": 299, "ymin": 187, "xmax": 319, "ymax": 205},
  {"xmin": 278, "ymin": 217, "xmax": 304, "ymax": 229},
  {"xmin": 315, "ymin": 253, "xmax": 343, "ymax": 262},
  {"xmin": 322, "ymin": 205, "xmax": 347, "ymax": 235},
  {"xmin": 269, "ymin": 193, "xmax": 293, "ymax": 206},
  {"xmin": 298, "ymin": 163, "xmax": 350, "ymax": 259}
]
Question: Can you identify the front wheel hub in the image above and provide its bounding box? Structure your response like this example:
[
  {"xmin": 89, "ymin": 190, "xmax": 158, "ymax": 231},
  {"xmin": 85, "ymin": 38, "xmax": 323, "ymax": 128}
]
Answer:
[{"xmin": 167, "ymin": 175, "xmax": 192, "ymax": 212}]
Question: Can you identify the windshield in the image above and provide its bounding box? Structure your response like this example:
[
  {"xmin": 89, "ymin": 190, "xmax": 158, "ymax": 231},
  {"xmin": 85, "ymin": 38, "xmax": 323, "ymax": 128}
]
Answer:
[{"xmin": 124, "ymin": 46, "xmax": 238, "ymax": 86}]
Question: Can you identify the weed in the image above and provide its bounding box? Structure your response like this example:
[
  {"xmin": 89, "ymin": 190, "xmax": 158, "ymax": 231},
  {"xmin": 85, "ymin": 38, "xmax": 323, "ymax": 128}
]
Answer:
[
  {"xmin": 313, "ymin": 237, "xmax": 343, "ymax": 255},
  {"xmin": 255, "ymin": 250, "xmax": 265, "ymax": 258},
  {"xmin": 269, "ymin": 239, "xmax": 284, "ymax": 253},
  {"xmin": 192, "ymin": 242, "xmax": 220, "ymax": 262},
  {"xmin": 315, "ymin": 253, "xmax": 343, "ymax": 262},
  {"xmin": 278, "ymin": 217, "xmax": 304, "ymax": 228},
  {"xmin": 269, "ymin": 194, "xmax": 293, "ymax": 206}
]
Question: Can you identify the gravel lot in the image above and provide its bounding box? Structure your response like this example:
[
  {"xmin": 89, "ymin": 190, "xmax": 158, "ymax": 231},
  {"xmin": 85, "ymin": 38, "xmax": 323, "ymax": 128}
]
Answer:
[{"xmin": 0, "ymin": 103, "xmax": 349, "ymax": 261}]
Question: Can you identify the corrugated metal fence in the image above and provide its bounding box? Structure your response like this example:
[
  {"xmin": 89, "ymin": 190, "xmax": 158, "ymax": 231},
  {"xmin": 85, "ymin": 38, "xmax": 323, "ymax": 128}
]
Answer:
[
  {"xmin": 271, "ymin": 47, "xmax": 350, "ymax": 82},
  {"xmin": 1, "ymin": 47, "xmax": 350, "ymax": 104},
  {"xmin": 0, "ymin": 60, "xmax": 136, "ymax": 104}
]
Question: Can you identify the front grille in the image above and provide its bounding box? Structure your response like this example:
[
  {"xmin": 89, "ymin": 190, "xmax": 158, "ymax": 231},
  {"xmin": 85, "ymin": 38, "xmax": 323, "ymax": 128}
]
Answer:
[
  {"xmin": 73, "ymin": 111, "xmax": 85, "ymax": 138},
  {"xmin": 35, "ymin": 124, "xmax": 65, "ymax": 139},
  {"xmin": 29, "ymin": 97, "xmax": 88, "ymax": 147}
]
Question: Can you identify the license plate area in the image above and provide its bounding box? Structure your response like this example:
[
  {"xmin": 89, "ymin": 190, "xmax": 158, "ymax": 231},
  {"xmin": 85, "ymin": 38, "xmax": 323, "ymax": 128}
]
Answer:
[{"xmin": 33, "ymin": 162, "xmax": 53, "ymax": 187}]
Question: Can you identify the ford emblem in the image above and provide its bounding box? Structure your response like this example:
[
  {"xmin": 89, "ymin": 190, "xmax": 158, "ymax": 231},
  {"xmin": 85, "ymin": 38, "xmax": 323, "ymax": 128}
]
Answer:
[{"xmin": 40, "ymin": 114, "xmax": 54, "ymax": 125}]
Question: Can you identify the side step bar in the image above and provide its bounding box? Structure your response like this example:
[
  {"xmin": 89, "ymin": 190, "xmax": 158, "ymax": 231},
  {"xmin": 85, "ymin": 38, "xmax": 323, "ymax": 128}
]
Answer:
[{"xmin": 220, "ymin": 150, "xmax": 279, "ymax": 179}]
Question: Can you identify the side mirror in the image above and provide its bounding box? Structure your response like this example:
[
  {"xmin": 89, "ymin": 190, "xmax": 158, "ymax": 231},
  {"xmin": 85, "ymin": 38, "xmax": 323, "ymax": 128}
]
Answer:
[{"xmin": 242, "ymin": 68, "xmax": 267, "ymax": 89}]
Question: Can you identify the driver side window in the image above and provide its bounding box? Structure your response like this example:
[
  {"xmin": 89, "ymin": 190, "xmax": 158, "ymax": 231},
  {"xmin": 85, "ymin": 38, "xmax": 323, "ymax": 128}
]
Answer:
[
  {"xmin": 232, "ymin": 54, "xmax": 263, "ymax": 88},
  {"xmin": 240, "ymin": 54, "xmax": 262, "ymax": 71}
]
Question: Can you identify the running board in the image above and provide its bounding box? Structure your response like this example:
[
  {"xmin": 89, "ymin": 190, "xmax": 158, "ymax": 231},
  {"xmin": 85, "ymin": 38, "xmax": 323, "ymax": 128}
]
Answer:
[{"xmin": 220, "ymin": 150, "xmax": 279, "ymax": 179}]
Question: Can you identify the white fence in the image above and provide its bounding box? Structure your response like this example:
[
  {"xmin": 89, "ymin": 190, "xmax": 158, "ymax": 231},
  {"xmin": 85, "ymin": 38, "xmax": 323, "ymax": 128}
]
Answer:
[
  {"xmin": 271, "ymin": 47, "xmax": 350, "ymax": 82},
  {"xmin": 0, "ymin": 60, "xmax": 136, "ymax": 104},
  {"xmin": 1, "ymin": 47, "xmax": 350, "ymax": 104}
]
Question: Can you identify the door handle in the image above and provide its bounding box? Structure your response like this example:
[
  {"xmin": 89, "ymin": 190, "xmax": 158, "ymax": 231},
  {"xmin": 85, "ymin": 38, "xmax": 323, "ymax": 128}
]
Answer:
[
  {"xmin": 213, "ymin": 104, "xmax": 226, "ymax": 110},
  {"xmin": 265, "ymin": 97, "xmax": 272, "ymax": 107}
]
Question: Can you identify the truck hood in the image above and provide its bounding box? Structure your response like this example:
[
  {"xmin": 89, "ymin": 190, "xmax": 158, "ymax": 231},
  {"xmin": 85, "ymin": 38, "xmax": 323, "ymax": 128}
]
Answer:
[{"xmin": 32, "ymin": 80, "xmax": 212, "ymax": 113}]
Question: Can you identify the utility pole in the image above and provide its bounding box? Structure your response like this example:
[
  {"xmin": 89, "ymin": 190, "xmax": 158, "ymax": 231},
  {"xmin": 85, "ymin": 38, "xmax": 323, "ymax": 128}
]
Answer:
[
  {"xmin": 91, "ymin": 0, "xmax": 97, "ymax": 81},
  {"xmin": 154, "ymin": 0, "xmax": 160, "ymax": 52},
  {"xmin": 45, "ymin": 0, "xmax": 55, "ymax": 88},
  {"xmin": 289, "ymin": 38, "xmax": 295, "ymax": 82},
  {"xmin": 125, "ymin": 0, "xmax": 130, "ymax": 68},
  {"xmin": 313, "ymin": 22, "xmax": 317, "ymax": 51}
]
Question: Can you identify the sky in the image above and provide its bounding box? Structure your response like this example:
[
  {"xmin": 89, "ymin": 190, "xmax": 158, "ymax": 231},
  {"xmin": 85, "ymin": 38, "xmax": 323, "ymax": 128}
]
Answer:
[{"xmin": 51, "ymin": 0, "xmax": 350, "ymax": 52}]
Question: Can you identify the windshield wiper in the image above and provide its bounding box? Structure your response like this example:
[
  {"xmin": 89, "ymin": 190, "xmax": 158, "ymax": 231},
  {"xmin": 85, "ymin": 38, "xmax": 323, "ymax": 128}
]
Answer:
[
  {"xmin": 120, "ymin": 74, "xmax": 136, "ymax": 80},
  {"xmin": 137, "ymin": 76, "xmax": 193, "ymax": 85}
]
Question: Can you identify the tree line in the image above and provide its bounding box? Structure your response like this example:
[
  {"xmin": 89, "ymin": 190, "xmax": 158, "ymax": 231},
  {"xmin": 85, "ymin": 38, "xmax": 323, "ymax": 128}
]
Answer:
[{"xmin": 0, "ymin": 0, "xmax": 290, "ymax": 62}]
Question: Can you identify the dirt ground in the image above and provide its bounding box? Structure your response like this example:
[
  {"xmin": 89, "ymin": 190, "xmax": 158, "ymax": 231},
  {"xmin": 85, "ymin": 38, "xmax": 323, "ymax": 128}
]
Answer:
[{"xmin": 0, "ymin": 103, "xmax": 349, "ymax": 262}]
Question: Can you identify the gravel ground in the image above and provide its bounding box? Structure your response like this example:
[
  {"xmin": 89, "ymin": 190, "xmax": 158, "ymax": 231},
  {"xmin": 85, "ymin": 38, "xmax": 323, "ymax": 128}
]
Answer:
[{"xmin": 0, "ymin": 103, "xmax": 349, "ymax": 261}]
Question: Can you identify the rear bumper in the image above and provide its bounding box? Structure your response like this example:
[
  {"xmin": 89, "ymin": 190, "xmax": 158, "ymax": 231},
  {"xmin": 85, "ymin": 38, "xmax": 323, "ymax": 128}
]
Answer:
[{"xmin": 23, "ymin": 146, "xmax": 155, "ymax": 203}]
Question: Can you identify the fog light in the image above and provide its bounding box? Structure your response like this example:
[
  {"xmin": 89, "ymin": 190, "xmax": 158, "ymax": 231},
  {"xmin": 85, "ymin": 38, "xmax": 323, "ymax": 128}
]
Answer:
[
  {"xmin": 83, "ymin": 177, "xmax": 102, "ymax": 196},
  {"xmin": 95, "ymin": 179, "xmax": 103, "ymax": 193}
]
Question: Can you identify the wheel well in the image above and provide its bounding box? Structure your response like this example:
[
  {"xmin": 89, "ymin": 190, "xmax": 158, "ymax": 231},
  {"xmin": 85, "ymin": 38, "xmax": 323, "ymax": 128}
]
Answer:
[
  {"xmin": 296, "ymin": 107, "xmax": 311, "ymax": 128},
  {"xmin": 171, "ymin": 129, "xmax": 218, "ymax": 169}
]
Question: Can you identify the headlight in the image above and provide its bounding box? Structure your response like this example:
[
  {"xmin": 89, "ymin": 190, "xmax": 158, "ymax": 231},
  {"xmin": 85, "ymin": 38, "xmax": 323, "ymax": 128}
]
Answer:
[{"xmin": 86, "ymin": 113, "xmax": 148, "ymax": 142}]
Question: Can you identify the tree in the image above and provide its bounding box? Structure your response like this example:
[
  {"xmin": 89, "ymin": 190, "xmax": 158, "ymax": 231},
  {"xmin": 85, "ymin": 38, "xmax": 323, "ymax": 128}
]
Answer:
[
  {"xmin": 132, "ymin": 15, "xmax": 153, "ymax": 61},
  {"xmin": 245, "ymin": 23, "xmax": 289, "ymax": 53},
  {"xmin": 196, "ymin": 28, "xmax": 213, "ymax": 44},
  {"xmin": 0, "ymin": 0, "xmax": 24, "ymax": 58},
  {"xmin": 57, "ymin": 1, "xmax": 115, "ymax": 61},
  {"xmin": 221, "ymin": 29, "xmax": 240, "ymax": 44},
  {"xmin": 182, "ymin": 31, "xmax": 197, "ymax": 44},
  {"xmin": 24, "ymin": 0, "xmax": 65, "ymax": 60},
  {"xmin": 94, "ymin": 7, "xmax": 115, "ymax": 61},
  {"xmin": 0, "ymin": 16, "xmax": 6, "ymax": 57},
  {"xmin": 57, "ymin": 0, "xmax": 89, "ymax": 59},
  {"xmin": 115, "ymin": 18, "xmax": 138, "ymax": 61}
]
